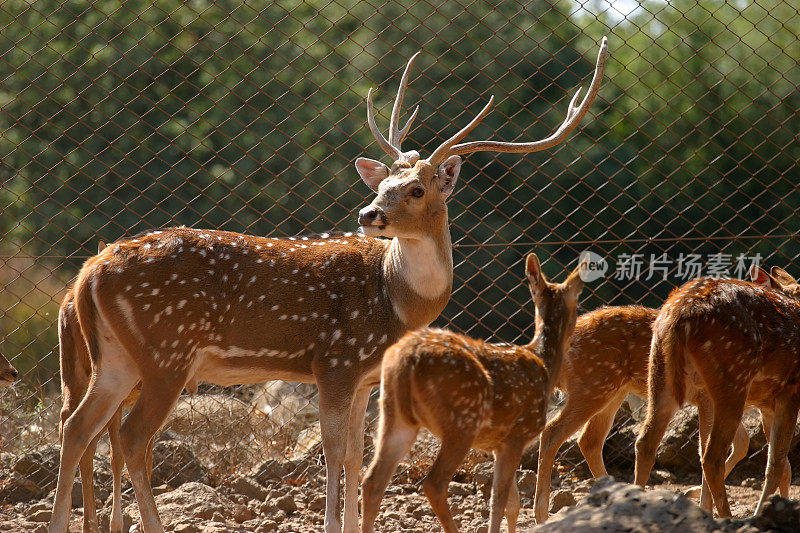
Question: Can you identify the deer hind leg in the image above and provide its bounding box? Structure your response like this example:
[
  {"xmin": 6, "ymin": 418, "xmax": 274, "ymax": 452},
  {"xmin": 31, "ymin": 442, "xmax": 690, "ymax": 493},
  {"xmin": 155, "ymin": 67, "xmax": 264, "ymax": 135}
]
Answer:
[
  {"xmin": 421, "ymin": 431, "xmax": 474, "ymax": 533},
  {"xmin": 361, "ymin": 412, "xmax": 419, "ymax": 533},
  {"xmin": 701, "ymin": 392, "xmax": 746, "ymax": 518},
  {"xmin": 759, "ymin": 409, "xmax": 791, "ymax": 498},
  {"xmin": 119, "ymin": 375, "xmax": 187, "ymax": 533},
  {"xmin": 579, "ymin": 388, "xmax": 629, "ymax": 478},
  {"xmin": 755, "ymin": 392, "xmax": 800, "ymax": 515},
  {"xmin": 504, "ymin": 474, "xmax": 521, "ymax": 533},
  {"xmin": 634, "ymin": 336, "xmax": 681, "ymax": 488},
  {"xmin": 489, "ymin": 441, "xmax": 524, "ymax": 533},
  {"xmin": 342, "ymin": 387, "xmax": 371, "ymax": 533},
  {"xmin": 78, "ymin": 434, "xmax": 101, "ymax": 533},
  {"xmin": 534, "ymin": 390, "xmax": 621, "ymax": 524},
  {"xmin": 107, "ymin": 408, "xmax": 126, "ymax": 533},
  {"xmin": 49, "ymin": 360, "xmax": 139, "ymax": 533}
]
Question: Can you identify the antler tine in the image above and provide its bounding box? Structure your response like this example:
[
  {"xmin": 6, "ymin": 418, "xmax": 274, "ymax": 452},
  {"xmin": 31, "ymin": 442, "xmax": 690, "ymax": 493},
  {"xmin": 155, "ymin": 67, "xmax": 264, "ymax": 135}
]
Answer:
[
  {"xmin": 389, "ymin": 52, "xmax": 421, "ymax": 148},
  {"xmin": 436, "ymin": 36, "xmax": 609, "ymax": 161},
  {"xmin": 366, "ymin": 87, "xmax": 401, "ymax": 160},
  {"xmin": 426, "ymin": 95, "xmax": 495, "ymax": 166}
]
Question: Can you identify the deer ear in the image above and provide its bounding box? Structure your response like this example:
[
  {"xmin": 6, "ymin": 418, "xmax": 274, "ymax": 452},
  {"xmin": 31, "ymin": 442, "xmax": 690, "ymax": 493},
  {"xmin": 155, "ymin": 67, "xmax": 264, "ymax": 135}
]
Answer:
[
  {"xmin": 525, "ymin": 253, "xmax": 548, "ymax": 295},
  {"xmin": 770, "ymin": 266, "xmax": 797, "ymax": 287},
  {"xmin": 355, "ymin": 157, "xmax": 389, "ymax": 192},
  {"xmin": 750, "ymin": 265, "xmax": 773, "ymax": 288},
  {"xmin": 437, "ymin": 155, "xmax": 462, "ymax": 197}
]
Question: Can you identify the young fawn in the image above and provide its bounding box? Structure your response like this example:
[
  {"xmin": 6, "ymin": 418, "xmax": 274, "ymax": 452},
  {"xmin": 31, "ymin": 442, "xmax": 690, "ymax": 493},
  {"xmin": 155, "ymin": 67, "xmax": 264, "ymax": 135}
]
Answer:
[
  {"xmin": 361, "ymin": 253, "xmax": 586, "ymax": 533},
  {"xmin": 635, "ymin": 266, "xmax": 800, "ymax": 517},
  {"xmin": 534, "ymin": 305, "xmax": 752, "ymax": 522}
]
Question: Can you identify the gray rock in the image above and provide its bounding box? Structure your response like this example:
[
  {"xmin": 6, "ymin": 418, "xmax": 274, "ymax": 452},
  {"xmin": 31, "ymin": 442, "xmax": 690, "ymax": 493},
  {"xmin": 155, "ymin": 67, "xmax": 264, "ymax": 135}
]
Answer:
[
  {"xmin": 150, "ymin": 440, "xmax": 209, "ymax": 487},
  {"xmin": 228, "ymin": 475, "xmax": 269, "ymax": 502},
  {"xmin": 533, "ymin": 477, "xmax": 727, "ymax": 532},
  {"xmin": 274, "ymin": 493, "xmax": 297, "ymax": 514},
  {"xmin": 655, "ymin": 406, "xmax": 701, "ymax": 474},
  {"xmin": 12, "ymin": 444, "xmax": 60, "ymax": 492}
]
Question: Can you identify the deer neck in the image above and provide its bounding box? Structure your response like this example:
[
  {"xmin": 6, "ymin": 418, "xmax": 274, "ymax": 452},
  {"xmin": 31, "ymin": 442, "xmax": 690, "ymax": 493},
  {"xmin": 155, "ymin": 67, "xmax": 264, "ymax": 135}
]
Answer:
[
  {"xmin": 382, "ymin": 222, "xmax": 453, "ymax": 331},
  {"xmin": 530, "ymin": 313, "xmax": 573, "ymax": 393}
]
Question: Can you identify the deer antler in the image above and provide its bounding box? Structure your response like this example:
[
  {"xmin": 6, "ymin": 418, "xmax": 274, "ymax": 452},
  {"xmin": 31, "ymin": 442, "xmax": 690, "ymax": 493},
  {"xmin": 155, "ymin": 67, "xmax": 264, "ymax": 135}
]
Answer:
[
  {"xmin": 427, "ymin": 36, "xmax": 609, "ymax": 167},
  {"xmin": 366, "ymin": 52, "xmax": 421, "ymax": 163}
]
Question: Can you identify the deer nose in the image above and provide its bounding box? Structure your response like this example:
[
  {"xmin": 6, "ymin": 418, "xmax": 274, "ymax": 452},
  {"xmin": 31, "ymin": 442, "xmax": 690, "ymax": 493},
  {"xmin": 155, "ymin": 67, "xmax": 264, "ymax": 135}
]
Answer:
[
  {"xmin": 358, "ymin": 206, "xmax": 385, "ymax": 226},
  {"xmin": 10, "ymin": 367, "xmax": 18, "ymax": 380}
]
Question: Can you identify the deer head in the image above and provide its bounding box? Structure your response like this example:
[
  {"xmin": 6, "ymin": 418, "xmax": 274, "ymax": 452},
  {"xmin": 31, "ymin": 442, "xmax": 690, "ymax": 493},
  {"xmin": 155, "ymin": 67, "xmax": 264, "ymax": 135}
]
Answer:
[{"xmin": 357, "ymin": 38, "xmax": 609, "ymax": 240}]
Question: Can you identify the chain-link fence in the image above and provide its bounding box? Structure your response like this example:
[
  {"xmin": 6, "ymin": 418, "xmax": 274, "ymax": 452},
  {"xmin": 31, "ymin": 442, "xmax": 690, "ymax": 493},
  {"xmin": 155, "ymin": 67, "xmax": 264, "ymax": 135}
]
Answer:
[{"xmin": 1, "ymin": 0, "xmax": 799, "ymax": 514}]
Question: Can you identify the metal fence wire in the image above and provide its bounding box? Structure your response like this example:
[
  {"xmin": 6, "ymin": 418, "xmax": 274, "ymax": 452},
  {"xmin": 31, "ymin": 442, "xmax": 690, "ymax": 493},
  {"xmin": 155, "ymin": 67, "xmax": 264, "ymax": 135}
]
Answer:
[{"xmin": 1, "ymin": 0, "xmax": 799, "ymax": 515}]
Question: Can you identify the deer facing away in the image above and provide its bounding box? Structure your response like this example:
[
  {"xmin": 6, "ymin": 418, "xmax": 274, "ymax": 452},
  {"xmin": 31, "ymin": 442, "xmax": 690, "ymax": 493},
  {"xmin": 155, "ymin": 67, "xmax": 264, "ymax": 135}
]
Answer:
[
  {"xmin": 634, "ymin": 266, "xmax": 800, "ymax": 518},
  {"xmin": 533, "ymin": 305, "xmax": 755, "ymax": 522},
  {"xmin": 49, "ymin": 39, "xmax": 608, "ymax": 533},
  {"xmin": 361, "ymin": 254, "xmax": 586, "ymax": 533}
]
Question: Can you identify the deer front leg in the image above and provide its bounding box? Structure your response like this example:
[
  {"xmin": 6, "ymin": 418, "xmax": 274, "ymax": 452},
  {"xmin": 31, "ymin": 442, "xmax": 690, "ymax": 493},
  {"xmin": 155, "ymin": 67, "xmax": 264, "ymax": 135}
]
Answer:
[
  {"xmin": 342, "ymin": 387, "xmax": 371, "ymax": 533},
  {"xmin": 317, "ymin": 372, "xmax": 358, "ymax": 533}
]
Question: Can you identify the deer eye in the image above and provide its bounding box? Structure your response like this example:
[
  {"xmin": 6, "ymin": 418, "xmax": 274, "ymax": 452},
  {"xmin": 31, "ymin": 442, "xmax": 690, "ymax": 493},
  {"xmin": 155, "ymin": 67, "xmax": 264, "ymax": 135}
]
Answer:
[{"xmin": 411, "ymin": 187, "xmax": 425, "ymax": 198}]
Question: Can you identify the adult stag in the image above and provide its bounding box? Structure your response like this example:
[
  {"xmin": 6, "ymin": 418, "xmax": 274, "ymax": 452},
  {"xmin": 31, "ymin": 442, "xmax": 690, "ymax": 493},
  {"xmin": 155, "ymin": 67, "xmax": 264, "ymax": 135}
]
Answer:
[{"xmin": 50, "ymin": 38, "xmax": 607, "ymax": 533}]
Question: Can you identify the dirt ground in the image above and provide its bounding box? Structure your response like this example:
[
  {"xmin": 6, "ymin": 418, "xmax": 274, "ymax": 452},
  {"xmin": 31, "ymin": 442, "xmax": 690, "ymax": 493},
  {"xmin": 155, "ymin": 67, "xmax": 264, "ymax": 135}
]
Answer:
[{"xmin": 2, "ymin": 475, "xmax": 799, "ymax": 532}]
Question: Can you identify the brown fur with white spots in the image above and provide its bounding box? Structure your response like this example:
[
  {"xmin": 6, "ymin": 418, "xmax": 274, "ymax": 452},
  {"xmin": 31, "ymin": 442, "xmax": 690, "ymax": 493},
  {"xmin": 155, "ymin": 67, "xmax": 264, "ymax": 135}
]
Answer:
[
  {"xmin": 635, "ymin": 267, "xmax": 800, "ymax": 518},
  {"xmin": 59, "ymin": 242, "xmax": 199, "ymax": 533},
  {"xmin": 534, "ymin": 305, "xmax": 753, "ymax": 523},
  {"xmin": 361, "ymin": 254, "xmax": 585, "ymax": 533},
  {"xmin": 50, "ymin": 40, "xmax": 608, "ymax": 533}
]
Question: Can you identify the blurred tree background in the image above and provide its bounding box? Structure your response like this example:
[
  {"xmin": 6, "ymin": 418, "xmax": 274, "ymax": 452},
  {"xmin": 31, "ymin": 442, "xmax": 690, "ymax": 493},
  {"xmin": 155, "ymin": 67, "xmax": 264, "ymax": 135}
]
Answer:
[{"xmin": 1, "ymin": 0, "xmax": 798, "ymax": 391}]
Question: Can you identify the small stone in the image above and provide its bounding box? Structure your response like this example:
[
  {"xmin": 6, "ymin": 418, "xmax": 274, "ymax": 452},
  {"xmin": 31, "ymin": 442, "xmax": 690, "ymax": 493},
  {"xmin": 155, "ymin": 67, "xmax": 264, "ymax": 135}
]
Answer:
[
  {"xmin": 274, "ymin": 494, "xmax": 297, "ymax": 515},
  {"xmin": 307, "ymin": 494, "xmax": 326, "ymax": 512},
  {"xmin": 228, "ymin": 475, "xmax": 270, "ymax": 502},
  {"xmin": 550, "ymin": 489, "xmax": 577, "ymax": 514},
  {"xmin": 26, "ymin": 509, "xmax": 52, "ymax": 522},
  {"xmin": 152, "ymin": 484, "xmax": 172, "ymax": 496}
]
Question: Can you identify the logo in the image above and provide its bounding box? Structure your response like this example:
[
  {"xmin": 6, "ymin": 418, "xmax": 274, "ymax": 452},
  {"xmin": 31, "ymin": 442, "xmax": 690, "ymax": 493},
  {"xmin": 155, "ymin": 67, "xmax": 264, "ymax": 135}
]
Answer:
[{"xmin": 579, "ymin": 250, "xmax": 608, "ymax": 282}]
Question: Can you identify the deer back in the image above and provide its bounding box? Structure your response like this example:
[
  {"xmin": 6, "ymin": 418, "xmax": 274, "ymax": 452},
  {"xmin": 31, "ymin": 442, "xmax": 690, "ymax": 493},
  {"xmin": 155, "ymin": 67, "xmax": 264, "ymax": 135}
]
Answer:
[{"xmin": 75, "ymin": 228, "xmax": 427, "ymax": 385}]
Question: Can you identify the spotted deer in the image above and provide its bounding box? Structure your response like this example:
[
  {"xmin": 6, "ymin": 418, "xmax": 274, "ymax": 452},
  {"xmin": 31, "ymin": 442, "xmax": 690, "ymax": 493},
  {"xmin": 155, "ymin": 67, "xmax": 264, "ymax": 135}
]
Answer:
[
  {"xmin": 50, "ymin": 39, "xmax": 608, "ymax": 533},
  {"xmin": 361, "ymin": 254, "xmax": 586, "ymax": 533},
  {"xmin": 59, "ymin": 244, "xmax": 198, "ymax": 533},
  {"xmin": 635, "ymin": 266, "xmax": 800, "ymax": 518},
  {"xmin": 0, "ymin": 353, "xmax": 18, "ymax": 386},
  {"xmin": 533, "ymin": 305, "xmax": 753, "ymax": 523}
]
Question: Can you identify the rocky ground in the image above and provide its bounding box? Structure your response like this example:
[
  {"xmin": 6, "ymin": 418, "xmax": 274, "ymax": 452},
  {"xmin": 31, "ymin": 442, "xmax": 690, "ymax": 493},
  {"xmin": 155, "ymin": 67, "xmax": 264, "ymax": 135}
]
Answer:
[
  {"xmin": 2, "ymin": 445, "xmax": 800, "ymax": 532},
  {"xmin": 3, "ymin": 395, "xmax": 800, "ymax": 531}
]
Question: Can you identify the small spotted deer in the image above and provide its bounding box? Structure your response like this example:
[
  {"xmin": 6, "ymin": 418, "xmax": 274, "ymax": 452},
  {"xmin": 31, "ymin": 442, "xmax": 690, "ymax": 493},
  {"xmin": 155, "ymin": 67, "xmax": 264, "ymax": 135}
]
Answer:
[
  {"xmin": 533, "ymin": 305, "xmax": 752, "ymax": 523},
  {"xmin": 361, "ymin": 254, "xmax": 586, "ymax": 533},
  {"xmin": 635, "ymin": 266, "xmax": 800, "ymax": 518},
  {"xmin": 50, "ymin": 39, "xmax": 608, "ymax": 533}
]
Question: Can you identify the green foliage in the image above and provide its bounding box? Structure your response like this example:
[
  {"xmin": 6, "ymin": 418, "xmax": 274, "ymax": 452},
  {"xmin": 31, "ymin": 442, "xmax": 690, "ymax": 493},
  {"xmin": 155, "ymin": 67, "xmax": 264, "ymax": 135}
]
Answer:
[{"xmin": 1, "ymin": 0, "xmax": 798, "ymax": 351}]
